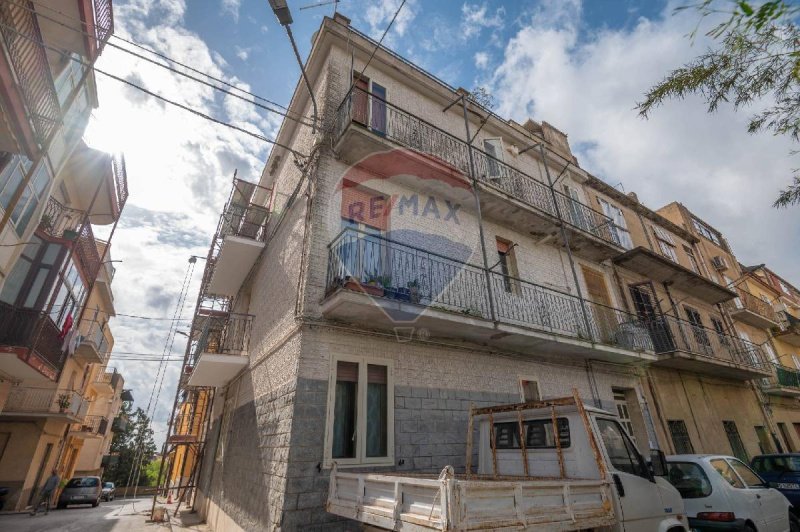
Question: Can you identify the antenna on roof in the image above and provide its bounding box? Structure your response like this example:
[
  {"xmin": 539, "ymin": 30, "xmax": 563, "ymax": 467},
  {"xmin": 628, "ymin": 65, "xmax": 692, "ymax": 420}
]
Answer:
[{"xmin": 299, "ymin": 0, "xmax": 340, "ymax": 10}]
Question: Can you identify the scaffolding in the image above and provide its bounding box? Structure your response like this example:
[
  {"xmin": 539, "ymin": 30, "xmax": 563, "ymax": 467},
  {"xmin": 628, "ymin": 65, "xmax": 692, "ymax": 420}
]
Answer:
[{"xmin": 151, "ymin": 176, "xmax": 269, "ymax": 513}]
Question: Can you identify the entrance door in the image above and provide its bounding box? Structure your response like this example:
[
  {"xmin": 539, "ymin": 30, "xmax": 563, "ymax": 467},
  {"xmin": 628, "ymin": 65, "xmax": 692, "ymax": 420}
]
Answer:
[
  {"xmin": 28, "ymin": 442, "xmax": 53, "ymax": 506},
  {"xmin": 582, "ymin": 266, "xmax": 615, "ymax": 343},
  {"xmin": 370, "ymin": 82, "xmax": 387, "ymax": 135},
  {"xmin": 629, "ymin": 283, "xmax": 674, "ymax": 352},
  {"xmin": 684, "ymin": 306, "xmax": 712, "ymax": 355}
]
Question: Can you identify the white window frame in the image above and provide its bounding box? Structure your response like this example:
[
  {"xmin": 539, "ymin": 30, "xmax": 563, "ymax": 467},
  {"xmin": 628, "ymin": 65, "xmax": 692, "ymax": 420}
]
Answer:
[
  {"xmin": 652, "ymin": 225, "xmax": 678, "ymax": 263},
  {"xmin": 324, "ymin": 355, "xmax": 394, "ymax": 468},
  {"xmin": 597, "ymin": 197, "xmax": 633, "ymax": 249}
]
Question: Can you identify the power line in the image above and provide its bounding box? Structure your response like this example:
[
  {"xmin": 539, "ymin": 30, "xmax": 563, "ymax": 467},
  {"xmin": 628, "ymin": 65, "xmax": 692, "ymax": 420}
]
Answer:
[
  {"xmin": 0, "ymin": 19, "xmax": 309, "ymax": 159},
  {"xmin": 20, "ymin": 0, "xmax": 313, "ymax": 127},
  {"xmin": 355, "ymin": 0, "xmax": 407, "ymax": 83}
]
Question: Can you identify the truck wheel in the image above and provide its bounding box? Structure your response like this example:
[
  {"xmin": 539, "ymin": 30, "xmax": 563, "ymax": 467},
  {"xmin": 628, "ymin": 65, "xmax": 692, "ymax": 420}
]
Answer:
[{"xmin": 790, "ymin": 512, "xmax": 800, "ymax": 532}]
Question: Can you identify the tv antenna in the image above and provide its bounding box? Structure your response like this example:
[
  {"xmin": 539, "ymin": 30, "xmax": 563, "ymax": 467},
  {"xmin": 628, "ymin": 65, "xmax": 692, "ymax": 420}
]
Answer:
[{"xmin": 299, "ymin": 0, "xmax": 340, "ymax": 10}]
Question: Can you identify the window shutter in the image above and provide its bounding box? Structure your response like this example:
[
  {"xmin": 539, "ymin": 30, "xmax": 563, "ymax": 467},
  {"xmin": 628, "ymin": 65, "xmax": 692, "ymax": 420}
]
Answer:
[
  {"xmin": 496, "ymin": 239, "xmax": 511, "ymax": 254},
  {"xmin": 367, "ymin": 364, "xmax": 387, "ymax": 384},
  {"xmin": 337, "ymin": 361, "xmax": 359, "ymax": 382}
]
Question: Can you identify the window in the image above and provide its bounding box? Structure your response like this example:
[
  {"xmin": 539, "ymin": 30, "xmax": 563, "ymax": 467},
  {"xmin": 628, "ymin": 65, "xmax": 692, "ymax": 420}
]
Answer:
[
  {"xmin": 597, "ymin": 198, "xmax": 633, "ymax": 249},
  {"xmin": 752, "ymin": 455, "xmax": 800, "ymax": 475},
  {"xmin": 668, "ymin": 420, "xmax": 695, "ymax": 454},
  {"xmin": 778, "ymin": 423, "xmax": 795, "ymax": 452},
  {"xmin": 496, "ymin": 238, "xmax": 518, "ymax": 293},
  {"xmin": 0, "ymin": 154, "xmax": 52, "ymax": 235},
  {"xmin": 370, "ymin": 82, "xmax": 387, "ymax": 135},
  {"xmin": 612, "ymin": 388, "xmax": 635, "ymax": 442},
  {"xmin": 483, "ymin": 138, "xmax": 503, "ymax": 178},
  {"xmin": 711, "ymin": 458, "xmax": 745, "ymax": 488},
  {"xmin": 327, "ymin": 357, "xmax": 393, "ymax": 465},
  {"xmin": 65, "ymin": 477, "xmax": 99, "ymax": 488},
  {"xmin": 652, "ymin": 225, "xmax": 678, "ymax": 262},
  {"xmin": 493, "ymin": 418, "xmax": 570, "ymax": 449},
  {"xmin": 710, "ymin": 317, "xmax": 730, "ymax": 346},
  {"xmin": 723, "ymin": 420, "xmax": 749, "ymax": 462},
  {"xmin": 596, "ymin": 418, "xmax": 649, "ymax": 479},
  {"xmin": 47, "ymin": 258, "xmax": 87, "ymax": 328},
  {"xmin": 692, "ymin": 217, "xmax": 722, "ymax": 246},
  {"xmin": 666, "ymin": 462, "xmax": 712, "ymax": 498},
  {"xmin": 684, "ymin": 306, "xmax": 711, "ymax": 349},
  {"xmin": 0, "ymin": 236, "xmax": 66, "ymax": 309},
  {"xmin": 728, "ymin": 458, "xmax": 765, "ymax": 488},
  {"xmin": 520, "ymin": 379, "xmax": 540, "ymax": 402},
  {"xmin": 683, "ymin": 245, "xmax": 702, "ymax": 274}
]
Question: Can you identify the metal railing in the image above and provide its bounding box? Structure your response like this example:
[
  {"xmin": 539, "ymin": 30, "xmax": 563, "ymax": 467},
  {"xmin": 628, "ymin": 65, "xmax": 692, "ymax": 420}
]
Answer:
[
  {"xmin": 219, "ymin": 178, "xmax": 271, "ymax": 242},
  {"xmin": 765, "ymin": 364, "xmax": 800, "ymax": 390},
  {"xmin": 327, "ymin": 228, "xmax": 647, "ymax": 350},
  {"xmin": 0, "ymin": 301, "xmax": 63, "ymax": 374},
  {"xmin": 110, "ymin": 154, "xmax": 128, "ymax": 216},
  {"xmin": 93, "ymin": 0, "xmax": 114, "ymax": 52},
  {"xmin": 724, "ymin": 288, "xmax": 779, "ymax": 324},
  {"xmin": 0, "ymin": 0, "xmax": 61, "ymax": 145},
  {"xmin": 188, "ymin": 312, "xmax": 253, "ymax": 366},
  {"xmin": 654, "ymin": 314, "xmax": 768, "ymax": 370},
  {"xmin": 4, "ymin": 387, "xmax": 89, "ymax": 419},
  {"xmin": 334, "ymin": 87, "xmax": 620, "ymax": 249},
  {"xmin": 74, "ymin": 415, "xmax": 108, "ymax": 436},
  {"xmin": 39, "ymin": 196, "xmax": 102, "ymax": 281}
]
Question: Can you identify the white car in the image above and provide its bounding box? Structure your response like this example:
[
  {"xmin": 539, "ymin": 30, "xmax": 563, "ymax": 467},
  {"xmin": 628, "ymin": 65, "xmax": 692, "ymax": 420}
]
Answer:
[{"xmin": 666, "ymin": 454, "xmax": 799, "ymax": 532}]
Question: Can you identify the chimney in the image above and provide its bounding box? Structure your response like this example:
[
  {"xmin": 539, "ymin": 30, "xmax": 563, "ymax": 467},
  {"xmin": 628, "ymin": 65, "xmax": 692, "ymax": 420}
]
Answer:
[{"xmin": 333, "ymin": 12, "xmax": 351, "ymax": 26}]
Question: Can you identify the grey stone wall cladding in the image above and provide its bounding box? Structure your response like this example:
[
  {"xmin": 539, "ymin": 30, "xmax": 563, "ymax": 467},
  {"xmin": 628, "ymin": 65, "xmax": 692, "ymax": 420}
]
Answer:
[
  {"xmin": 202, "ymin": 380, "xmax": 297, "ymax": 532},
  {"xmin": 278, "ymin": 378, "xmax": 518, "ymax": 530}
]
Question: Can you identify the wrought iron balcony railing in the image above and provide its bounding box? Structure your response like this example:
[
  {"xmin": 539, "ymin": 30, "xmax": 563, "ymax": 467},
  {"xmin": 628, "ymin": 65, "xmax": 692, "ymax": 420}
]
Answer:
[
  {"xmin": 724, "ymin": 288, "xmax": 779, "ymax": 323},
  {"xmin": 40, "ymin": 197, "xmax": 102, "ymax": 281},
  {"xmin": 93, "ymin": 0, "xmax": 114, "ymax": 53},
  {"xmin": 73, "ymin": 415, "xmax": 108, "ymax": 436},
  {"xmin": 334, "ymin": 86, "xmax": 619, "ymax": 249},
  {"xmin": 219, "ymin": 178, "xmax": 271, "ymax": 242},
  {"xmin": 766, "ymin": 364, "xmax": 800, "ymax": 390},
  {"xmin": 326, "ymin": 228, "xmax": 650, "ymax": 352},
  {"xmin": 188, "ymin": 311, "xmax": 253, "ymax": 366},
  {"xmin": 0, "ymin": 300, "xmax": 64, "ymax": 375},
  {"xmin": 653, "ymin": 313, "xmax": 768, "ymax": 370},
  {"xmin": 4, "ymin": 387, "xmax": 89, "ymax": 419},
  {"xmin": 0, "ymin": 0, "xmax": 61, "ymax": 146}
]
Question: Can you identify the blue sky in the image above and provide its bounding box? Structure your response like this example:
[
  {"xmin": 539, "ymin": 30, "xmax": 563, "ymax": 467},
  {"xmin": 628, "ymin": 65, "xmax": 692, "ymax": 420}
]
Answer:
[{"xmin": 85, "ymin": 0, "xmax": 800, "ymax": 446}]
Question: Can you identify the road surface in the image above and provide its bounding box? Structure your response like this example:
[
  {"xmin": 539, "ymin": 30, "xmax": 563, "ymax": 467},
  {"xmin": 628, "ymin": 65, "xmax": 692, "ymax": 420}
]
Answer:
[{"xmin": 0, "ymin": 496, "xmax": 162, "ymax": 532}]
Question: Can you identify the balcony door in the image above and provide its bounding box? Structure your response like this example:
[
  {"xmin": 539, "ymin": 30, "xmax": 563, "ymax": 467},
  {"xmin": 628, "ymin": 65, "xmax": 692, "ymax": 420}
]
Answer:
[
  {"xmin": 629, "ymin": 282, "xmax": 674, "ymax": 352},
  {"xmin": 684, "ymin": 306, "xmax": 712, "ymax": 355},
  {"xmin": 582, "ymin": 266, "xmax": 615, "ymax": 343}
]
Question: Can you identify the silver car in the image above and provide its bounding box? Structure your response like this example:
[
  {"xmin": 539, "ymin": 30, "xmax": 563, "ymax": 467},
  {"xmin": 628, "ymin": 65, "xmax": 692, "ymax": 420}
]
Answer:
[{"xmin": 57, "ymin": 476, "xmax": 102, "ymax": 509}]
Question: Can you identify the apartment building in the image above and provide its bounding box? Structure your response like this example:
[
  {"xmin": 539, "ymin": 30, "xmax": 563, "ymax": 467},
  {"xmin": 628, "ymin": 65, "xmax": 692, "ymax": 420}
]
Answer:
[
  {"xmin": 168, "ymin": 14, "xmax": 796, "ymax": 531},
  {"xmin": 0, "ymin": 0, "xmax": 129, "ymax": 511}
]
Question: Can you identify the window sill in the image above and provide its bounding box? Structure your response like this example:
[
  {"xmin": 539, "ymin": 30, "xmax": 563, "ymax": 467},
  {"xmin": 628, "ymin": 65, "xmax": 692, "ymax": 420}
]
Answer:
[{"xmin": 324, "ymin": 458, "xmax": 395, "ymax": 470}]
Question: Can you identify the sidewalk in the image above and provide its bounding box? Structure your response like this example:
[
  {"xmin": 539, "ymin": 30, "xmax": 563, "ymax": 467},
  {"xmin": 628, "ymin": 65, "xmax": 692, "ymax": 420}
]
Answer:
[{"xmin": 153, "ymin": 495, "xmax": 209, "ymax": 532}]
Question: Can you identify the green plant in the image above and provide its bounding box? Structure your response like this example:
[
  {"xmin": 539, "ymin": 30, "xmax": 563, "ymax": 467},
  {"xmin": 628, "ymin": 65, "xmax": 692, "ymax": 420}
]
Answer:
[
  {"xmin": 57, "ymin": 393, "xmax": 71, "ymax": 411},
  {"xmin": 39, "ymin": 214, "xmax": 53, "ymax": 230},
  {"xmin": 407, "ymin": 279, "xmax": 419, "ymax": 288}
]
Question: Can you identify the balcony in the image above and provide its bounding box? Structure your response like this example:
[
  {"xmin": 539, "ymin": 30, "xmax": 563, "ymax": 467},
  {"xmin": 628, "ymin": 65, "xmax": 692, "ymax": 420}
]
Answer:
[
  {"xmin": 0, "ymin": 0, "xmax": 60, "ymax": 156},
  {"xmin": 724, "ymin": 288, "xmax": 780, "ymax": 329},
  {"xmin": 33, "ymin": 0, "xmax": 114, "ymax": 60},
  {"xmin": 40, "ymin": 196, "xmax": 102, "ymax": 282},
  {"xmin": 60, "ymin": 146, "xmax": 129, "ymax": 226},
  {"xmin": 75, "ymin": 320, "xmax": 109, "ymax": 364},
  {"xmin": 187, "ymin": 311, "xmax": 253, "ymax": 387},
  {"xmin": 1, "ymin": 387, "xmax": 89, "ymax": 422},
  {"xmin": 613, "ymin": 247, "xmax": 737, "ymax": 305},
  {"xmin": 773, "ymin": 312, "xmax": 800, "ymax": 347},
  {"xmin": 69, "ymin": 415, "xmax": 108, "ymax": 438},
  {"xmin": 649, "ymin": 314, "xmax": 770, "ymax": 379},
  {"xmin": 92, "ymin": 367, "xmax": 119, "ymax": 394},
  {"xmin": 206, "ymin": 179, "xmax": 271, "ymax": 297},
  {"xmin": 322, "ymin": 228, "xmax": 657, "ymax": 364},
  {"xmin": 762, "ymin": 364, "xmax": 800, "ymax": 397},
  {"xmin": 0, "ymin": 301, "xmax": 64, "ymax": 381},
  {"xmin": 333, "ymin": 87, "xmax": 623, "ymax": 261}
]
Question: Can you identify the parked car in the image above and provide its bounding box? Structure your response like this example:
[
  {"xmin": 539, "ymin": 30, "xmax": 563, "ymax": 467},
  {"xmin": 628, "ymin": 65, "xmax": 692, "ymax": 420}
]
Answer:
[
  {"xmin": 666, "ymin": 454, "xmax": 798, "ymax": 531},
  {"xmin": 57, "ymin": 476, "xmax": 102, "ymax": 509},
  {"xmin": 101, "ymin": 481, "xmax": 115, "ymax": 501},
  {"xmin": 752, "ymin": 454, "xmax": 800, "ymax": 513}
]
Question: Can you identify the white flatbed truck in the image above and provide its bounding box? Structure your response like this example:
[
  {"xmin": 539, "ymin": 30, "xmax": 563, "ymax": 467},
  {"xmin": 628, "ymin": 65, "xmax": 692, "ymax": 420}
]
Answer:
[{"xmin": 327, "ymin": 391, "xmax": 688, "ymax": 531}]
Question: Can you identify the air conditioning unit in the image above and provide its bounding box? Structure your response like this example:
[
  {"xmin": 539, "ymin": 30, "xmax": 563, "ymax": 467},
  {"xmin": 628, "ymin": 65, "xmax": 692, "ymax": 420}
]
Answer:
[{"xmin": 711, "ymin": 256, "xmax": 728, "ymax": 270}]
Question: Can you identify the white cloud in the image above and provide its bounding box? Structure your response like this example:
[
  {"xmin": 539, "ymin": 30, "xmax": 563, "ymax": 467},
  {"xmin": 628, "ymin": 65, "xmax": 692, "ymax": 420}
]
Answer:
[
  {"xmin": 474, "ymin": 51, "xmax": 489, "ymax": 69},
  {"xmin": 491, "ymin": 2, "xmax": 800, "ymax": 282},
  {"xmin": 235, "ymin": 46, "xmax": 250, "ymax": 61},
  {"xmin": 363, "ymin": 0, "xmax": 418, "ymax": 43},
  {"xmin": 460, "ymin": 2, "xmax": 505, "ymax": 39},
  {"xmin": 221, "ymin": 0, "xmax": 241, "ymax": 22}
]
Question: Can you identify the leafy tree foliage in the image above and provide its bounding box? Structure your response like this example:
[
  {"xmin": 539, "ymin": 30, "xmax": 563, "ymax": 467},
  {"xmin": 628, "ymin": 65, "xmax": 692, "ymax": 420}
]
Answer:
[
  {"xmin": 104, "ymin": 402, "xmax": 158, "ymax": 487},
  {"xmin": 637, "ymin": 1, "xmax": 800, "ymax": 207}
]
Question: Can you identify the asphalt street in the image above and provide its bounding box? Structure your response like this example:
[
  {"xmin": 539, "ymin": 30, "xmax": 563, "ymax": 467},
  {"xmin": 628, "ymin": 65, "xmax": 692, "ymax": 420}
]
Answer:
[{"xmin": 0, "ymin": 496, "xmax": 160, "ymax": 532}]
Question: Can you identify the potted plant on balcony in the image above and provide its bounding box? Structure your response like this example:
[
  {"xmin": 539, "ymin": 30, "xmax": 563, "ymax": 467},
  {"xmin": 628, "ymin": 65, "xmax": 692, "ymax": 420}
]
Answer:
[
  {"xmin": 38, "ymin": 214, "xmax": 53, "ymax": 232},
  {"xmin": 407, "ymin": 279, "xmax": 420, "ymax": 304},
  {"xmin": 57, "ymin": 393, "xmax": 71, "ymax": 413},
  {"xmin": 359, "ymin": 270, "xmax": 385, "ymax": 297}
]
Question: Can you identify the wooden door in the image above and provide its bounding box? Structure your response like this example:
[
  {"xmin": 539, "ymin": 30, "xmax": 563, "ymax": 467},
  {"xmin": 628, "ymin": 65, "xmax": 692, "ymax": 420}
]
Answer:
[
  {"xmin": 352, "ymin": 76, "xmax": 369, "ymax": 125},
  {"xmin": 581, "ymin": 266, "xmax": 615, "ymax": 342}
]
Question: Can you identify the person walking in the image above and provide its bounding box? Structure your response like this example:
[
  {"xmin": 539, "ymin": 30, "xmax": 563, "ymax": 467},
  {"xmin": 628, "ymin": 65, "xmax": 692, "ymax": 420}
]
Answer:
[{"xmin": 30, "ymin": 470, "xmax": 59, "ymax": 516}]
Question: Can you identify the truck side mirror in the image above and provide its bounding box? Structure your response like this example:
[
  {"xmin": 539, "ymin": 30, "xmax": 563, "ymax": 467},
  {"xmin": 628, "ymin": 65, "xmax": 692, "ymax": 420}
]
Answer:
[{"xmin": 650, "ymin": 449, "xmax": 668, "ymax": 477}]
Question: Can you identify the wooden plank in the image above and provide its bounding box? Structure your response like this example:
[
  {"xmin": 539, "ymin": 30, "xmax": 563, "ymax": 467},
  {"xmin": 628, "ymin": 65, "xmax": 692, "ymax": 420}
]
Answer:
[
  {"xmin": 517, "ymin": 409, "xmax": 529, "ymax": 477},
  {"xmin": 465, "ymin": 403, "xmax": 474, "ymax": 479},
  {"xmin": 471, "ymin": 396, "xmax": 575, "ymax": 416},
  {"xmin": 488, "ymin": 411, "xmax": 498, "ymax": 479},
  {"xmin": 551, "ymin": 405, "xmax": 566, "ymax": 479}
]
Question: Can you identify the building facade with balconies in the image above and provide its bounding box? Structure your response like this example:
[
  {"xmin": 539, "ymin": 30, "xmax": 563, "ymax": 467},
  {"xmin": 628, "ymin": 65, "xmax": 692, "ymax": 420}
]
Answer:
[
  {"xmin": 175, "ymin": 14, "xmax": 799, "ymax": 531},
  {"xmin": 71, "ymin": 367, "xmax": 125, "ymax": 476},
  {"xmin": 0, "ymin": 1, "xmax": 128, "ymax": 511}
]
